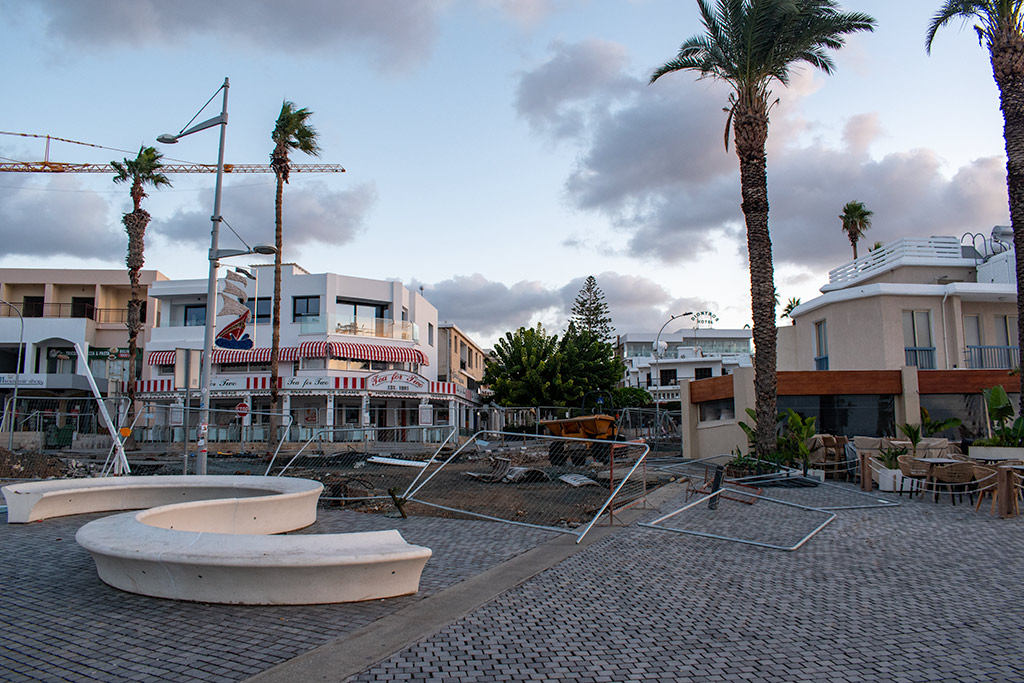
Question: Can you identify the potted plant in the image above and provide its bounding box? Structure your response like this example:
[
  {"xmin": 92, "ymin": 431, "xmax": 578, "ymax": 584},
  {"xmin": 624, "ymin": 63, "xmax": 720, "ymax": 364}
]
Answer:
[
  {"xmin": 874, "ymin": 444, "xmax": 908, "ymax": 492},
  {"xmin": 971, "ymin": 385, "xmax": 1024, "ymax": 459}
]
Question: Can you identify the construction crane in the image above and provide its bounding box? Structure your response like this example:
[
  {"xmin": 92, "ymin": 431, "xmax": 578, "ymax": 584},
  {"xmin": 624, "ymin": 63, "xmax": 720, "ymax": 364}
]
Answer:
[{"xmin": 0, "ymin": 132, "xmax": 345, "ymax": 175}]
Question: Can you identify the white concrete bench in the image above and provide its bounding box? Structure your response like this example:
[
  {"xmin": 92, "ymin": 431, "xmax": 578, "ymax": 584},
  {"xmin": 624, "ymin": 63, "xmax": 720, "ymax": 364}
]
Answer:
[{"xmin": 2, "ymin": 476, "xmax": 432, "ymax": 605}]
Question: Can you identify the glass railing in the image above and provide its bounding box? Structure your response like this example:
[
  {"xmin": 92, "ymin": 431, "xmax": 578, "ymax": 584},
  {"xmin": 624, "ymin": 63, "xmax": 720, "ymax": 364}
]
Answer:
[{"xmin": 332, "ymin": 316, "xmax": 419, "ymax": 342}]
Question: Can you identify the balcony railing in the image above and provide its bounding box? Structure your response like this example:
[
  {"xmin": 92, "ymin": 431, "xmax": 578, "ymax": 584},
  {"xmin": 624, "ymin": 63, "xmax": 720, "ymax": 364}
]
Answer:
[
  {"xmin": 966, "ymin": 345, "xmax": 1020, "ymax": 370},
  {"xmin": 333, "ymin": 316, "xmax": 420, "ymax": 342},
  {"xmin": 814, "ymin": 355, "xmax": 829, "ymax": 371},
  {"xmin": 825, "ymin": 236, "xmax": 965, "ymax": 289},
  {"xmin": 905, "ymin": 347, "xmax": 936, "ymax": 370},
  {"xmin": 0, "ymin": 303, "xmax": 130, "ymax": 323}
]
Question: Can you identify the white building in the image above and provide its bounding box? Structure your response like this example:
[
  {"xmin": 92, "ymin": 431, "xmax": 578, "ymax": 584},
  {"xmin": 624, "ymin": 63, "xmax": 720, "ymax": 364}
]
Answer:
[
  {"xmin": 778, "ymin": 232, "xmax": 1019, "ymax": 372},
  {"xmin": 139, "ymin": 264, "xmax": 478, "ymax": 440},
  {"xmin": 616, "ymin": 328, "xmax": 753, "ymax": 404}
]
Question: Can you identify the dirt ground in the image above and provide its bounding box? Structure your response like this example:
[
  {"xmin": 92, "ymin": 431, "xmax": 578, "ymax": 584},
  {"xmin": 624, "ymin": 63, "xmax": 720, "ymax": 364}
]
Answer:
[{"xmin": 0, "ymin": 446, "xmax": 679, "ymax": 530}]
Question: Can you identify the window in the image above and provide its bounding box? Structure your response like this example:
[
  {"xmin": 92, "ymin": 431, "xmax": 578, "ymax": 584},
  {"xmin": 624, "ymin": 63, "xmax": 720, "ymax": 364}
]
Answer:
[
  {"xmin": 659, "ymin": 368, "xmax": 677, "ymax": 386},
  {"xmin": 694, "ymin": 367, "xmax": 713, "ymax": 380},
  {"xmin": 293, "ymin": 296, "xmax": 320, "ymax": 322},
  {"xmin": 428, "ymin": 323, "xmax": 434, "ymax": 347},
  {"xmin": 903, "ymin": 310, "xmax": 935, "ymax": 369},
  {"xmin": 996, "ymin": 314, "xmax": 1019, "ymax": 347},
  {"xmin": 964, "ymin": 315, "xmax": 981, "ymax": 347},
  {"xmin": 335, "ymin": 298, "xmax": 387, "ymax": 335},
  {"xmin": 814, "ymin": 320, "xmax": 828, "ymax": 370},
  {"xmin": 23, "ymin": 296, "xmax": 43, "ymax": 318},
  {"xmin": 244, "ymin": 297, "xmax": 272, "ymax": 323},
  {"xmin": 184, "ymin": 304, "xmax": 206, "ymax": 327},
  {"xmin": 699, "ymin": 398, "xmax": 735, "ymax": 422}
]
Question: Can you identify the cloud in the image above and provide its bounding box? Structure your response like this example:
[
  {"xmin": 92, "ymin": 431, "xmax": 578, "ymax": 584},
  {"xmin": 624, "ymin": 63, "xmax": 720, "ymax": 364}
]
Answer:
[
  {"xmin": 23, "ymin": 0, "xmax": 447, "ymax": 71},
  {"xmin": 421, "ymin": 274, "xmax": 561, "ymax": 340},
  {"xmin": 420, "ymin": 271, "xmax": 717, "ymax": 345},
  {"xmin": 483, "ymin": 0, "xmax": 570, "ymax": 26},
  {"xmin": 515, "ymin": 39, "xmax": 638, "ymax": 140},
  {"xmin": 154, "ymin": 180, "xmax": 377, "ymax": 255},
  {"xmin": 515, "ymin": 39, "xmax": 1010, "ymax": 271},
  {"xmin": 0, "ymin": 177, "xmax": 122, "ymax": 259}
]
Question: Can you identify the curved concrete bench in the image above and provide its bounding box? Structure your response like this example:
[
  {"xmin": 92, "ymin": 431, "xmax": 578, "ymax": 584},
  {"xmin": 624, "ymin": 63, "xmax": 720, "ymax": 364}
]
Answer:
[{"xmin": 2, "ymin": 476, "xmax": 431, "ymax": 605}]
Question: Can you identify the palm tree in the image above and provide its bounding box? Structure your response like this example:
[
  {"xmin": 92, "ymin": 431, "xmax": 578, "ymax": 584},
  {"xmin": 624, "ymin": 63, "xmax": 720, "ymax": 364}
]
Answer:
[
  {"xmin": 112, "ymin": 146, "xmax": 171, "ymax": 418},
  {"xmin": 927, "ymin": 1, "xmax": 1024, "ymax": 397},
  {"xmin": 650, "ymin": 0, "xmax": 874, "ymax": 458},
  {"xmin": 781, "ymin": 297, "xmax": 801, "ymax": 323},
  {"xmin": 269, "ymin": 102, "xmax": 321, "ymax": 426},
  {"xmin": 839, "ymin": 200, "xmax": 873, "ymax": 259}
]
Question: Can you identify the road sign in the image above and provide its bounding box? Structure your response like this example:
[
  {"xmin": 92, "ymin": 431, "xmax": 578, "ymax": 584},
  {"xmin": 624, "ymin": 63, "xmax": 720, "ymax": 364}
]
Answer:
[{"xmin": 235, "ymin": 402, "xmax": 250, "ymax": 418}]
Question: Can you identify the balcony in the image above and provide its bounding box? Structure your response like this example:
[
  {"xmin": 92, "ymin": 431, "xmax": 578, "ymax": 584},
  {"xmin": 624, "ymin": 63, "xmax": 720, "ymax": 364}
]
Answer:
[
  {"xmin": 905, "ymin": 347, "xmax": 936, "ymax": 370},
  {"xmin": 332, "ymin": 316, "xmax": 419, "ymax": 342},
  {"xmin": 966, "ymin": 345, "xmax": 1020, "ymax": 370},
  {"xmin": 1, "ymin": 303, "xmax": 129, "ymax": 323},
  {"xmin": 824, "ymin": 237, "xmax": 968, "ymax": 291}
]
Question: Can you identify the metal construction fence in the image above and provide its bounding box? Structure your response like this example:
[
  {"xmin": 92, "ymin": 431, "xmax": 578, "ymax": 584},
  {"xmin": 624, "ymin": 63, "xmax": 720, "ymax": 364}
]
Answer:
[{"xmin": 0, "ymin": 395, "xmax": 129, "ymax": 450}]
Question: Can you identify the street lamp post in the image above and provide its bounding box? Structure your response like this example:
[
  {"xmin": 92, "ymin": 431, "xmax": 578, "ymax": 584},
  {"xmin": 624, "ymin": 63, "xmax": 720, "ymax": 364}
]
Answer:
[
  {"xmin": 653, "ymin": 312, "xmax": 692, "ymax": 452},
  {"xmin": 0, "ymin": 299, "xmax": 23, "ymax": 450},
  {"xmin": 158, "ymin": 78, "xmax": 276, "ymax": 475}
]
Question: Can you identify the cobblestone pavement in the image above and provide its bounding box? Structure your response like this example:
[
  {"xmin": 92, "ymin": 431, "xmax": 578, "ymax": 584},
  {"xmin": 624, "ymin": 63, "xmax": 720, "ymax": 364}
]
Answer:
[
  {"xmin": 5, "ymin": 480, "xmax": 1024, "ymax": 682},
  {"xmin": 349, "ymin": 483, "xmax": 1024, "ymax": 683},
  {"xmin": 0, "ymin": 507, "xmax": 554, "ymax": 682}
]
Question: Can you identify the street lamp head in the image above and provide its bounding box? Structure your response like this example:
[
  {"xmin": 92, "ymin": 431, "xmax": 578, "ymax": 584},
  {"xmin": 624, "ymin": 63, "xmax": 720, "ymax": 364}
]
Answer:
[
  {"xmin": 252, "ymin": 244, "xmax": 277, "ymax": 255},
  {"xmin": 156, "ymin": 134, "xmax": 179, "ymax": 144}
]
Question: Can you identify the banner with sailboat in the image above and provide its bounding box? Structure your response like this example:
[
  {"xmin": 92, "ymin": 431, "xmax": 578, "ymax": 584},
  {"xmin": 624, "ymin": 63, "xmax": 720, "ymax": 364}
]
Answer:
[{"xmin": 215, "ymin": 270, "xmax": 254, "ymax": 350}]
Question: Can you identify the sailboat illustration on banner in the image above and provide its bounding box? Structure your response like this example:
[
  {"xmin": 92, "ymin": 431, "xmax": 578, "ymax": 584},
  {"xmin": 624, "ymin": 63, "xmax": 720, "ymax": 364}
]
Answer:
[{"xmin": 214, "ymin": 270, "xmax": 254, "ymax": 350}]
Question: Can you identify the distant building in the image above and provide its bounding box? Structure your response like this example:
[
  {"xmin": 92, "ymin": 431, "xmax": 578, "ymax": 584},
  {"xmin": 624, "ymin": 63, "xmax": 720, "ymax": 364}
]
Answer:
[
  {"xmin": 778, "ymin": 232, "xmax": 1019, "ymax": 372},
  {"xmin": 436, "ymin": 323, "xmax": 485, "ymax": 392},
  {"xmin": 616, "ymin": 328, "xmax": 753, "ymax": 404},
  {"xmin": 0, "ymin": 268, "xmax": 166, "ymax": 396}
]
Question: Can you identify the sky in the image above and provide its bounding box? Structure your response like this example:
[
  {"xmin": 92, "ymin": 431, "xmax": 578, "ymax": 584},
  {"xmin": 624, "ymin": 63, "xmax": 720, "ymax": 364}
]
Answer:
[{"xmin": 0, "ymin": 0, "xmax": 1012, "ymax": 348}]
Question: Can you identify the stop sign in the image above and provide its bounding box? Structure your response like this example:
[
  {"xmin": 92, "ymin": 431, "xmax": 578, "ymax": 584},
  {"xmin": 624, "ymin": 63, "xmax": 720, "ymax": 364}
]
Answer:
[{"xmin": 235, "ymin": 402, "xmax": 250, "ymax": 418}]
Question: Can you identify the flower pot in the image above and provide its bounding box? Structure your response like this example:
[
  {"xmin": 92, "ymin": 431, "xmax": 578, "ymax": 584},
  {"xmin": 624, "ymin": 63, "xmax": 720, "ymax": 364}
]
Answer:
[{"xmin": 877, "ymin": 467, "xmax": 901, "ymax": 492}]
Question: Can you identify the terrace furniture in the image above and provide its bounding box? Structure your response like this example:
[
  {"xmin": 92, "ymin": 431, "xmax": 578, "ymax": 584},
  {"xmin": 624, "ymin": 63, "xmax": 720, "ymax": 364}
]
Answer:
[
  {"xmin": 928, "ymin": 462, "xmax": 976, "ymax": 505},
  {"xmin": 896, "ymin": 454, "xmax": 929, "ymax": 497},
  {"xmin": 972, "ymin": 465, "xmax": 1005, "ymax": 515}
]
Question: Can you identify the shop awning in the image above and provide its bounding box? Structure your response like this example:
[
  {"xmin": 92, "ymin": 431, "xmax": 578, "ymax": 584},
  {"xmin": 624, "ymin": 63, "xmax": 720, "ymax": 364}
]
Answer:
[
  {"xmin": 149, "ymin": 347, "xmax": 300, "ymax": 366},
  {"xmin": 334, "ymin": 342, "xmax": 428, "ymax": 366},
  {"xmin": 147, "ymin": 350, "xmax": 176, "ymax": 366},
  {"xmin": 298, "ymin": 340, "xmax": 428, "ymax": 366}
]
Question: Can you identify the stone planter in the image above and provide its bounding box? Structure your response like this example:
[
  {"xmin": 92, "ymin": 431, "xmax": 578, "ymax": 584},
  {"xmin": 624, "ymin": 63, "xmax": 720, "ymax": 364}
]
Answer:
[
  {"xmin": 969, "ymin": 445, "xmax": 1024, "ymax": 462},
  {"xmin": 877, "ymin": 467, "xmax": 901, "ymax": 492}
]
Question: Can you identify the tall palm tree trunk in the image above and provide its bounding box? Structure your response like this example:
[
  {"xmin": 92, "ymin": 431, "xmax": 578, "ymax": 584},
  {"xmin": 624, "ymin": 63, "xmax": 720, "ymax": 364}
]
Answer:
[
  {"xmin": 123, "ymin": 208, "xmax": 148, "ymax": 420},
  {"xmin": 734, "ymin": 103, "xmax": 777, "ymax": 459},
  {"xmin": 990, "ymin": 27, "xmax": 1024, "ymax": 397},
  {"xmin": 270, "ymin": 173, "xmax": 284, "ymax": 435}
]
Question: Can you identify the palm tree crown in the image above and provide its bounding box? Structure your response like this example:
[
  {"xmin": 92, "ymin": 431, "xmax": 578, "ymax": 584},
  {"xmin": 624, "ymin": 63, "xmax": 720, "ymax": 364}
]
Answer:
[
  {"xmin": 112, "ymin": 146, "xmax": 171, "ymax": 211},
  {"xmin": 926, "ymin": 1, "xmax": 1024, "ymax": 55},
  {"xmin": 650, "ymin": 0, "xmax": 874, "ymax": 459},
  {"xmin": 651, "ymin": 0, "xmax": 876, "ymax": 147},
  {"xmin": 839, "ymin": 200, "xmax": 873, "ymax": 259},
  {"xmin": 271, "ymin": 101, "xmax": 322, "ymax": 183}
]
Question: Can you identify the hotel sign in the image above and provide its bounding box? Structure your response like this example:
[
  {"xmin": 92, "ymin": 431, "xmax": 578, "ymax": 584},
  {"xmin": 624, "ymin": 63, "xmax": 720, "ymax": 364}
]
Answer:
[{"xmin": 368, "ymin": 371, "xmax": 427, "ymax": 393}]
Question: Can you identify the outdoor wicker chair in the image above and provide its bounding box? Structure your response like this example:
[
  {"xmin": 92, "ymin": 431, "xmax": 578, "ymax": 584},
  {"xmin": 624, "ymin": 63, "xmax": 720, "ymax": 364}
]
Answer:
[
  {"xmin": 929, "ymin": 462, "xmax": 976, "ymax": 505},
  {"xmin": 972, "ymin": 465, "xmax": 1001, "ymax": 515},
  {"xmin": 896, "ymin": 454, "xmax": 928, "ymax": 497}
]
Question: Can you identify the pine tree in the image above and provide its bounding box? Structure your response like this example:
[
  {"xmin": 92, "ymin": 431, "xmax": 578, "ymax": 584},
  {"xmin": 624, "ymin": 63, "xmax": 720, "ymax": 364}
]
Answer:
[{"xmin": 570, "ymin": 276, "xmax": 614, "ymax": 342}]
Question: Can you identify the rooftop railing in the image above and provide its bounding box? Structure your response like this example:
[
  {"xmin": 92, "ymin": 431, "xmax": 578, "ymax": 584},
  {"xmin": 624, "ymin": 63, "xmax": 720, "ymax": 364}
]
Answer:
[{"xmin": 826, "ymin": 237, "xmax": 965, "ymax": 288}]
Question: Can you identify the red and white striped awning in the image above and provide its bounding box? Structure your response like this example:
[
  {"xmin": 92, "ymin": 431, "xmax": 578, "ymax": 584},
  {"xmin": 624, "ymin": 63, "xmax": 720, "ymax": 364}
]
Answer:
[
  {"xmin": 299, "ymin": 340, "xmax": 331, "ymax": 358},
  {"xmin": 150, "ymin": 347, "xmax": 300, "ymax": 366},
  {"xmin": 147, "ymin": 350, "xmax": 176, "ymax": 366},
  {"xmin": 334, "ymin": 342, "xmax": 428, "ymax": 366},
  {"xmin": 214, "ymin": 346, "xmax": 300, "ymax": 363},
  {"xmin": 296, "ymin": 340, "xmax": 428, "ymax": 366}
]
